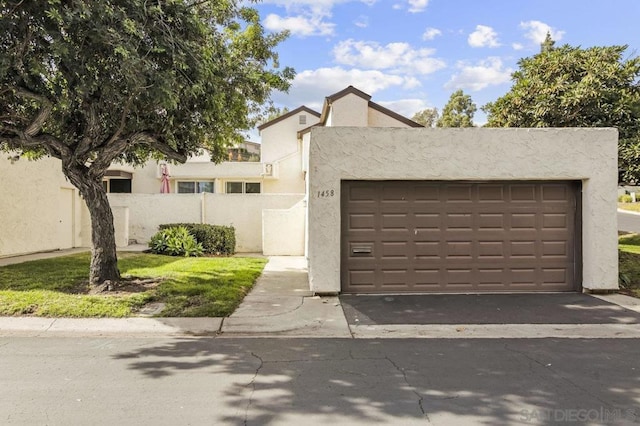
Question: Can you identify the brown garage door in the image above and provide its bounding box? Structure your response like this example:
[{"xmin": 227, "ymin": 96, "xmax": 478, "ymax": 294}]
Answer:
[{"xmin": 341, "ymin": 181, "xmax": 580, "ymax": 293}]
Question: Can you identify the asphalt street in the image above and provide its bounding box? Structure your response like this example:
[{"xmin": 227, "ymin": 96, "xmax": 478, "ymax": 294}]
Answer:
[
  {"xmin": 1, "ymin": 337, "xmax": 639, "ymax": 425},
  {"xmin": 619, "ymin": 210, "xmax": 640, "ymax": 233}
]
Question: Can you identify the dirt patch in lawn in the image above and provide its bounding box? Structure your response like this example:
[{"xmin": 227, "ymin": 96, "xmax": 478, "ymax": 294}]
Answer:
[{"xmin": 81, "ymin": 277, "xmax": 164, "ymax": 295}]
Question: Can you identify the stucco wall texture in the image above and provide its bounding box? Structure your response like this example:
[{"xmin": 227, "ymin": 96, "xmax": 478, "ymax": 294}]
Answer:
[
  {"xmin": 0, "ymin": 156, "xmax": 90, "ymax": 257},
  {"xmin": 307, "ymin": 127, "xmax": 619, "ymax": 294},
  {"xmin": 108, "ymin": 193, "xmax": 304, "ymax": 253}
]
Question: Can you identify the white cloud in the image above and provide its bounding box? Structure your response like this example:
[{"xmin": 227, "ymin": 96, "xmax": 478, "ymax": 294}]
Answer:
[
  {"xmin": 354, "ymin": 15, "xmax": 369, "ymax": 28},
  {"xmin": 264, "ymin": 13, "xmax": 335, "ymax": 37},
  {"xmin": 408, "ymin": 0, "xmax": 429, "ymax": 13},
  {"xmin": 520, "ymin": 20, "xmax": 565, "ymax": 44},
  {"xmin": 261, "ymin": 0, "xmax": 376, "ymax": 37},
  {"xmin": 422, "ymin": 27, "xmax": 442, "ymax": 41},
  {"xmin": 333, "ymin": 39, "xmax": 446, "ymax": 75},
  {"xmin": 377, "ymin": 99, "xmax": 432, "ymax": 118},
  {"xmin": 271, "ymin": 67, "xmax": 421, "ymax": 109},
  {"xmin": 445, "ymin": 57, "xmax": 512, "ymax": 91},
  {"xmin": 468, "ymin": 25, "xmax": 500, "ymax": 48},
  {"xmin": 392, "ymin": 0, "xmax": 428, "ymax": 13},
  {"xmin": 512, "ymin": 42, "xmax": 524, "ymax": 51}
]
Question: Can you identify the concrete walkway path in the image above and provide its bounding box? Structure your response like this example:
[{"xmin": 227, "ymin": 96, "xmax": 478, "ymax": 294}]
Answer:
[{"xmin": 220, "ymin": 256, "xmax": 351, "ymax": 338}]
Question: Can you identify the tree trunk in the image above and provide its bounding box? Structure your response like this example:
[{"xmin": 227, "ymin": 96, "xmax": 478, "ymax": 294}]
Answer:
[{"xmin": 63, "ymin": 165, "xmax": 120, "ymax": 285}]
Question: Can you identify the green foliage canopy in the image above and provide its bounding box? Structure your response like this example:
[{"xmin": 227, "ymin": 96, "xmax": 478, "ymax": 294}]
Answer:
[
  {"xmin": 0, "ymin": 0, "xmax": 293, "ymax": 284},
  {"xmin": 0, "ymin": 0, "xmax": 294, "ymax": 166},
  {"xmin": 437, "ymin": 90, "xmax": 477, "ymax": 127},
  {"xmin": 483, "ymin": 43, "xmax": 640, "ymax": 182}
]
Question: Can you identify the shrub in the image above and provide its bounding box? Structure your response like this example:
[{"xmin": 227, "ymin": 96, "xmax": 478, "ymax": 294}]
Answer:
[
  {"xmin": 158, "ymin": 223, "xmax": 236, "ymax": 255},
  {"xmin": 149, "ymin": 227, "xmax": 204, "ymax": 257},
  {"xmin": 619, "ymin": 194, "xmax": 633, "ymax": 203}
]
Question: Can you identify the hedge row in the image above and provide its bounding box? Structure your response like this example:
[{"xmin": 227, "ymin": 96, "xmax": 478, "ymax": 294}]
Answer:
[{"xmin": 159, "ymin": 223, "xmax": 236, "ymax": 255}]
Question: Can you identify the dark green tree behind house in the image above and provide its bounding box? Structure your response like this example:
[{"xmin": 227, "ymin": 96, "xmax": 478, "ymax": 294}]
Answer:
[
  {"xmin": 437, "ymin": 90, "xmax": 477, "ymax": 127},
  {"xmin": 0, "ymin": 0, "xmax": 294, "ymax": 285},
  {"xmin": 483, "ymin": 36, "xmax": 640, "ymax": 182}
]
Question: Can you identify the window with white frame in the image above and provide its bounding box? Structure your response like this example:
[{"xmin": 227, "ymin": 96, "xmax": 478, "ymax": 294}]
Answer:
[
  {"xmin": 177, "ymin": 180, "xmax": 214, "ymax": 193},
  {"xmin": 225, "ymin": 181, "xmax": 261, "ymax": 194}
]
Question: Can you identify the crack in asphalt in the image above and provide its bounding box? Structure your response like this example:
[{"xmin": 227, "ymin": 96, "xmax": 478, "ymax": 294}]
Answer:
[
  {"xmin": 503, "ymin": 343, "xmax": 612, "ymax": 407},
  {"xmin": 244, "ymin": 352, "xmax": 264, "ymax": 426},
  {"xmin": 385, "ymin": 356, "xmax": 431, "ymax": 422}
]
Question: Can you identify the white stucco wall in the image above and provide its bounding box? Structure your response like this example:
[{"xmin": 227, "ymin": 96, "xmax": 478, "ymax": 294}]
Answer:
[
  {"xmin": 328, "ymin": 95, "xmax": 369, "ymax": 127},
  {"xmin": 0, "ymin": 156, "xmax": 89, "ymax": 257},
  {"xmin": 261, "ymin": 112, "xmax": 320, "ymax": 163},
  {"xmin": 262, "ymin": 150, "xmax": 305, "ymax": 194},
  {"xmin": 108, "ymin": 193, "xmax": 304, "ymax": 252},
  {"xmin": 368, "ymin": 107, "xmax": 412, "ymax": 127},
  {"xmin": 307, "ymin": 127, "xmax": 619, "ymax": 294},
  {"xmin": 262, "ymin": 200, "xmax": 306, "ymax": 255},
  {"xmin": 112, "ymin": 207, "xmax": 130, "ymax": 247}
]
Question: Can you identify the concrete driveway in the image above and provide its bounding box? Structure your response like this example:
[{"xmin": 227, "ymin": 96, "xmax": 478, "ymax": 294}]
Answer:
[
  {"xmin": 340, "ymin": 293, "xmax": 640, "ymax": 339},
  {"xmin": 340, "ymin": 293, "xmax": 640, "ymax": 325}
]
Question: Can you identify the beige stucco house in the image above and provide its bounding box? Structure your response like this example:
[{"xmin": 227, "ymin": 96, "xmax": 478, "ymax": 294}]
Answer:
[
  {"xmin": 308, "ymin": 127, "xmax": 619, "ymax": 294},
  {"xmin": 0, "ymin": 85, "xmax": 619, "ymax": 295}
]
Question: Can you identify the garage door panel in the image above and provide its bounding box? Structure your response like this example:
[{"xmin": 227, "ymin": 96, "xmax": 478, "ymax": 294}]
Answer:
[
  {"xmin": 446, "ymin": 241, "xmax": 474, "ymax": 259},
  {"xmin": 349, "ymin": 213, "xmax": 376, "ymax": 230},
  {"xmin": 382, "ymin": 213, "xmax": 410, "ymax": 230},
  {"xmin": 413, "ymin": 185, "xmax": 440, "ymax": 201},
  {"xmin": 445, "ymin": 213, "xmax": 474, "ymax": 230},
  {"xmin": 381, "ymin": 241, "xmax": 410, "ymax": 259},
  {"xmin": 478, "ymin": 213, "xmax": 505, "ymax": 229},
  {"xmin": 342, "ymin": 181, "xmax": 579, "ymax": 293},
  {"xmin": 543, "ymin": 213, "xmax": 569, "ymax": 229},
  {"xmin": 510, "ymin": 185, "xmax": 537, "ymax": 202},
  {"xmin": 542, "ymin": 184, "xmax": 569, "ymax": 201},
  {"xmin": 445, "ymin": 185, "xmax": 473, "ymax": 202}
]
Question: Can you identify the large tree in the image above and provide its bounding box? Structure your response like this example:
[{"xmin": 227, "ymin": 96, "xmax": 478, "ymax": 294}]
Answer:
[
  {"xmin": 0, "ymin": 0, "xmax": 293, "ymax": 285},
  {"xmin": 483, "ymin": 41, "xmax": 640, "ymax": 181},
  {"xmin": 411, "ymin": 107, "xmax": 439, "ymax": 127},
  {"xmin": 437, "ymin": 90, "xmax": 477, "ymax": 127}
]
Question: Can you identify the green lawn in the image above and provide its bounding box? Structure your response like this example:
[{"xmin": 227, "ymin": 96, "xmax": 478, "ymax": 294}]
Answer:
[
  {"xmin": 618, "ymin": 233, "xmax": 640, "ymax": 298},
  {"xmin": 0, "ymin": 253, "xmax": 267, "ymax": 317}
]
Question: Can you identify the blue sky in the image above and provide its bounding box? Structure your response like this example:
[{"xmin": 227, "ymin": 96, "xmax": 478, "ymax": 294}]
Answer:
[{"xmin": 249, "ymin": 0, "xmax": 639, "ymax": 134}]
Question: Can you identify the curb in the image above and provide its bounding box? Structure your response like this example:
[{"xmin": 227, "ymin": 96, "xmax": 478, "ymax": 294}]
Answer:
[{"xmin": 0, "ymin": 317, "xmax": 224, "ymax": 337}]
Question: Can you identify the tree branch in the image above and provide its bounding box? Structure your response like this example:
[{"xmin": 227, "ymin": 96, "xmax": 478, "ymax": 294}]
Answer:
[
  {"xmin": 75, "ymin": 102, "xmax": 100, "ymax": 160},
  {"xmin": 11, "ymin": 87, "xmax": 54, "ymax": 137},
  {"xmin": 0, "ymin": 131, "xmax": 66, "ymax": 160},
  {"xmin": 104, "ymin": 95, "xmax": 133, "ymax": 148},
  {"xmin": 88, "ymin": 131, "xmax": 187, "ymax": 176}
]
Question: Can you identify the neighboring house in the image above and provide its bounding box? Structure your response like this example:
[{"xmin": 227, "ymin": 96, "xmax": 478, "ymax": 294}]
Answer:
[
  {"xmin": 0, "ymin": 85, "xmax": 421, "ymax": 258},
  {"xmin": 107, "ymin": 86, "xmax": 421, "ymax": 197}
]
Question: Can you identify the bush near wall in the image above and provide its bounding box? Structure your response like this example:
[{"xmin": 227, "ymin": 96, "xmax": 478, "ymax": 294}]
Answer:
[{"xmin": 159, "ymin": 223, "xmax": 236, "ymax": 255}]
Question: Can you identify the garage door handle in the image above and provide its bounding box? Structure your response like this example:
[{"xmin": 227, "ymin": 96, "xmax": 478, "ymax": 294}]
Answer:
[{"xmin": 351, "ymin": 246, "xmax": 372, "ymax": 255}]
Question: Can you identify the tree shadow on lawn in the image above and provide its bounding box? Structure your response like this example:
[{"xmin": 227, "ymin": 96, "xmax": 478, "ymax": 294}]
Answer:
[
  {"xmin": 113, "ymin": 338, "xmax": 640, "ymax": 425},
  {"xmin": 0, "ymin": 252, "xmax": 183, "ymax": 293}
]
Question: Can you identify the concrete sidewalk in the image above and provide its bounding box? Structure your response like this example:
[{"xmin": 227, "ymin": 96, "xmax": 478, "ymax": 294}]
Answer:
[{"xmin": 220, "ymin": 256, "xmax": 352, "ymax": 338}]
